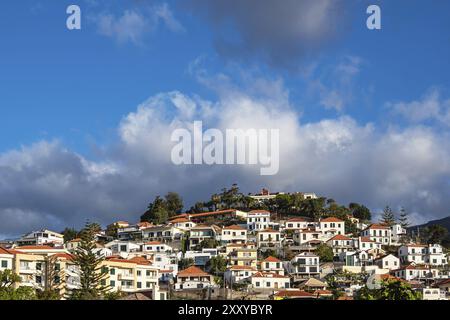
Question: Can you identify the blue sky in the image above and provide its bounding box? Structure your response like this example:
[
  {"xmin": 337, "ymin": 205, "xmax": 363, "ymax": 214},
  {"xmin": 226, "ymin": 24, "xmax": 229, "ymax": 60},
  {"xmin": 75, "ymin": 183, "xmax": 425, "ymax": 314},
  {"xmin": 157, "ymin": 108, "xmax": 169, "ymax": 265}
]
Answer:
[{"xmin": 0, "ymin": 0, "xmax": 450, "ymax": 236}]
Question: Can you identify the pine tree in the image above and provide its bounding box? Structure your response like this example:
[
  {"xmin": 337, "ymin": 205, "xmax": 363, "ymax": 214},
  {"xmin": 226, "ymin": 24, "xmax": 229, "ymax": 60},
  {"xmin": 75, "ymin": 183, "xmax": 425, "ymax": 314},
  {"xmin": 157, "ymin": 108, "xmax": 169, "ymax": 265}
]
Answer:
[
  {"xmin": 70, "ymin": 222, "xmax": 109, "ymax": 300},
  {"xmin": 380, "ymin": 206, "xmax": 395, "ymax": 227},
  {"xmin": 398, "ymin": 207, "xmax": 410, "ymax": 228}
]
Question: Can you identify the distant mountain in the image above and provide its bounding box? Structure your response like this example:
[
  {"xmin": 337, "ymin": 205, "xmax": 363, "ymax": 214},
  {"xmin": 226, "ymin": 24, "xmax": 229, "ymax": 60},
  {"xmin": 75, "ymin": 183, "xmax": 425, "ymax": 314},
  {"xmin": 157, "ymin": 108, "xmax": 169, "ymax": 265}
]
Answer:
[{"xmin": 408, "ymin": 216, "xmax": 450, "ymax": 232}]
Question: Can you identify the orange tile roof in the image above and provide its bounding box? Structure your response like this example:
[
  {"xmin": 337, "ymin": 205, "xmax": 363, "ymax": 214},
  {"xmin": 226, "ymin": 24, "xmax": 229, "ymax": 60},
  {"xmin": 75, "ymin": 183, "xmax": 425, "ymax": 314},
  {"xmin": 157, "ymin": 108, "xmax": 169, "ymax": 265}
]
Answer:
[
  {"xmin": 145, "ymin": 241, "xmax": 162, "ymax": 245},
  {"xmin": 223, "ymin": 225, "xmax": 246, "ymax": 231},
  {"xmin": 366, "ymin": 223, "xmax": 390, "ymax": 230},
  {"xmin": 129, "ymin": 256, "xmax": 152, "ymax": 265},
  {"xmin": 248, "ymin": 210, "xmax": 270, "ymax": 213},
  {"xmin": 263, "ymin": 256, "xmax": 281, "ymax": 263},
  {"xmin": 177, "ymin": 266, "xmax": 212, "ymax": 277},
  {"xmin": 286, "ymin": 217, "xmax": 307, "ymax": 222},
  {"xmin": 52, "ymin": 253, "xmax": 74, "ymax": 260},
  {"xmin": 229, "ymin": 265, "xmax": 257, "ymax": 271},
  {"xmin": 189, "ymin": 209, "xmax": 236, "ymax": 218},
  {"xmin": 328, "ymin": 234, "xmax": 352, "ymax": 241},
  {"xmin": 321, "ymin": 217, "xmax": 343, "ymax": 223},
  {"xmin": 314, "ymin": 289, "xmax": 333, "ymax": 296},
  {"xmin": 16, "ymin": 245, "xmax": 56, "ymax": 250},
  {"xmin": 0, "ymin": 247, "xmax": 12, "ymax": 255},
  {"xmin": 360, "ymin": 237, "xmax": 375, "ymax": 242},
  {"xmin": 69, "ymin": 238, "xmax": 81, "ymax": 243}
]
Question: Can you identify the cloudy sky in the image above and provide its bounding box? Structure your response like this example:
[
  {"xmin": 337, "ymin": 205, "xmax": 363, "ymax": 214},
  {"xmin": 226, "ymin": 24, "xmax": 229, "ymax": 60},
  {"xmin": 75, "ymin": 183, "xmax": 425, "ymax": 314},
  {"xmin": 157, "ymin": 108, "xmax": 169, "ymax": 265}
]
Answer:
[{"xmin": 0, "ymin": 0, "xmax": 450, "ymax": 237}]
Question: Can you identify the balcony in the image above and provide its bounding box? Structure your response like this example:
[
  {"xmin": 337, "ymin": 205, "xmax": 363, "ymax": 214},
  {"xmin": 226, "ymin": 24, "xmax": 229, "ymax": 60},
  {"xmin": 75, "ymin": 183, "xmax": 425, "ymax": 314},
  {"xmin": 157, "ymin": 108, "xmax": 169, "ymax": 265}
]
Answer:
[{"xmin": 118, "ymin": 273, "xmax": 134, "ymax": 280}]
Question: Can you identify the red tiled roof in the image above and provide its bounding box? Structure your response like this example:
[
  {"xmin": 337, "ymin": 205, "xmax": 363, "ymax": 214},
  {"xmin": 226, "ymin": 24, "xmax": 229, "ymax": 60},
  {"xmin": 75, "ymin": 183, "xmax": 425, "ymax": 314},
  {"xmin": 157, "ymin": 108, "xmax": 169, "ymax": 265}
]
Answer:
[
  {"xmin": 366, "ymin": 223, "xmax": 390, "ymax": 230},
  {"xmin": 248, "ymin": 210, "xmax": 270, "ymax": 214},
  {"xmin": 69, "ymin": 238, "xmax": 81, "ymax": 243},
  {"xmin": 178, "ymin": 266, "xmax": 212, "ymax": 277},
  {"xmin": 314, "ymin": 289, "xmax": 333, "ymax": 296},
  {"xmin": 0, "ymin": 247, "xmax": 12, "ymax": 255},
  {"xmin": 321, "ymin": 217, "xmax": 343, "ymax": 223},
  {"xmin": 263, "ymin": 256, "xmax": 281, "ymax": 263},
  {"xmin": 189, "ymin": 209, "xmax": 236, "ymax": 218},
  {"xmin": 360, "ymin": 237, "xmax": 375, "ymax": 242},
  {"xmin": 286, "ymin": 217, "xmax": 307, "ymax": 222},
  {"xmin": 145, "ymin": 241, "xmax": 162, "ymax": 245},
  {"xmin": 229, "ymin": 265, "xmax": 257, "ymax": 271},
  {"xmin": 129, "ymin": 256, "xmax": 152, "ymax": 265},
  {"xmin": 16, "ymin": 245, "xmax": 56, "ymax": 250},
  {"xmin": 328, "ymin": 234, "xmax": 352, "ymax": 241}
]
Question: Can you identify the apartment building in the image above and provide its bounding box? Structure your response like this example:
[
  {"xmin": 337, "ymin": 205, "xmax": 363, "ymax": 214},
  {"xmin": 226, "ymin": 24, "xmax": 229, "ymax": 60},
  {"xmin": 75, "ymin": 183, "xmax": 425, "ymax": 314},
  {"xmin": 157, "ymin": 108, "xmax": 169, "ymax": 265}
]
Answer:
[
  {"xmin": 221, "ymin": 225, "xmax": 247, "ymax": 244},
  {"xmin": 398, "ymin": 244, "xmax": 448, "ymax": 266},
  {"xmin": 228, "ymin": 247, "xmax": 258, "ymax": 268},
  {"xmin": 257, "ymin": 229, "xmax": 281, "ymax": 248},
  {"xmin": 16, "ymin": 230, "xmax": 64, "ymax": 246},
  {"xmin": 289, "ymin": 253, "xmax": 320, "ymax": 278},
  {"xmin": 247, "ymin": 210, "xmax": 271, "ymax": 232},
  {"xmin": 189, "ymin": 225, "xmax": 219, "ymax": 248},
  {"xmin": 326, "ymin": 235, "xmax": 355, "ymax": 256},
  {"xmin": 391, "ymin": 265, "xmax": 440, "ymax": 281},
  {"xmin": 284, "ymin": 218, "xmax": 310, "ymax": 231},
  {"xmin": 361, "ymin": 224, "xmax": 392, "ymax": 245}
]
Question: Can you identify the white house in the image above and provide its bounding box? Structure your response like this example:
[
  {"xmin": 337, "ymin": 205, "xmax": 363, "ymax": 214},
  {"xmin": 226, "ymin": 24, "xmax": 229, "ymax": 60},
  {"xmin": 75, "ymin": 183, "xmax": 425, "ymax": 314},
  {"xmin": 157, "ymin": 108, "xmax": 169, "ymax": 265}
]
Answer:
[
  {"xmin": 374, "ymin": 254, "xmax": 400, "ymax": 270},
  {"xmin": 326, "ymin": 235, "xmax": 355, "ymax": 256},
  {"xmin": 224, "ymin": 265, "xmax": 257, "ymax": 284},
  {"xmin": 392, "ymin": 265, "xmax": 440, "ymax": 281},
  {"xmin": 357, "ymin": 237, "xmax": 382, "ymax": 251},
  {"xmin": 261, "ymin": 256, "xmax": 285, "ymax": 275},
  {"xmin": 105, "ymin": 240, "xmax": 141, "ymax": 256},
  {"xmin": 16, "ymin": 229, "xmax": 64, "ymax": 246},
  {"xmin": 390, "ymin": 224, "xmax": 407, "ymax": 245},
  {"xmin": 289, "ymin": 253, "xmax": 320, "ymax": 278},
  {"xmin": 257, "ymin": 229, "xmax": 281, "ymax": 248},
  {"xmin": 293, "ymin": 228, "xmax": 321, "ymax": 246},
  {"xmin": 247, "ymin": 210, "xmax": 271, "ymax": 232},
  {"xmin": 398, "ymin": 244, "xmax": 448, "ymax": 266},
  {"xmin": 284, "ymin": 218, "xmax": 310, "ymax": 231},
  {"xmin": 169, "ymin": 217, "xmax": 196, "ymax": 230},
  {"xmin": 319, "ymin": 217, "xmax": 345, "ymax": 236},
  {"xmin": 251, "ymin": 272, "xmax": 290, "ymax": 290},
  {"xmin": 221, "ymin": 225, "xmax": 247, "ymax": 244},
  {"xmin": 0, "ymin": 247, "xmax": 13, "ymax": 271},
  {"xmin": 361, "ymin": 224, "xmax": 392, "ymax": 245},
  {"xmin": 142, "ymin": 241, "xmax": 173, "ymax": 253},
  {"xmin": 175, "ymin": 266, "xmax": 215, "ymax": 290}
]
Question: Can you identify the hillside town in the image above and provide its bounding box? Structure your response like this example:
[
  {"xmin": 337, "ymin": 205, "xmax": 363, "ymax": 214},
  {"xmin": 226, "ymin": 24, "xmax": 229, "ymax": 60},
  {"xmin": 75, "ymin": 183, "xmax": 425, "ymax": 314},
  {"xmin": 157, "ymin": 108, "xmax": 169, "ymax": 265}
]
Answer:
[{"xmin": 0, "ymin": 187, "xmax": 449, "ymax": 301}]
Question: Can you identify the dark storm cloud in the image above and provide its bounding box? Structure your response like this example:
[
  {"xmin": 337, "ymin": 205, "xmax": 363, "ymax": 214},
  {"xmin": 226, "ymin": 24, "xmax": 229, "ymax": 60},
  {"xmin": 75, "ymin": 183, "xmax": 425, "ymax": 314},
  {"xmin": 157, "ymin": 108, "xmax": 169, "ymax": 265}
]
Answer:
[{"xmin": 185, "ymin": 0, "xmax": 349, "ymax": 69}]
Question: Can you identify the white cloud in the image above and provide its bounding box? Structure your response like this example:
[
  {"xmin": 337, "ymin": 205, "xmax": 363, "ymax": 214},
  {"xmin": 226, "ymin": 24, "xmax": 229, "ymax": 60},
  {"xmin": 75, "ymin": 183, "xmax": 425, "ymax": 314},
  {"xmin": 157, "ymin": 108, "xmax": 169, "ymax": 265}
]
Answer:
[
  {"xmin": 1, "ymin": 76, "xmax": 450, "ymax": 236},
  {"xmin": 388, "ymin": 88, "xmax": 450, "ymax": 126},
  {"xmin": 96, "ymin": 3, "xmax": 184, "ymax": 45}
]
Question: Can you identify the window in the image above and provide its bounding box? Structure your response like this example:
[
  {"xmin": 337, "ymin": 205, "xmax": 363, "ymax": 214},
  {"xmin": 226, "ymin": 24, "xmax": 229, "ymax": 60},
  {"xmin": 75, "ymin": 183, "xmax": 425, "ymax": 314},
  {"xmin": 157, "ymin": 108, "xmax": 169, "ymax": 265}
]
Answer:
[
  {"xmin": 137, "ymin": 282, "xmax": 142, "ymax": 289},
  {"xmin": 55, "ymin": 264, "xmax": 60, "ymax": 271},
  {"xmin": 137, "ymin": 270, "xmax": 141, "ymax": 276},
  {"xmin": 146, "ymin": 270, "xmax": 151, "ymax": 277},
  {"xmin": 36, "ymin": 263, "xmax": 42, "ymax": 271},
  {"xmin": 266, "ymin": 282, "xmax": 270, "ymax": 287},
  {"xmin": 110, "ymin": 280, "xmax": 115, "ymax": 287},
  {"xmin": 256, "ymin": 281, "xmax": 260, "ymax": 287},
  {"xmin": 146, "ymin": 282, "xmax": 151, "ymax": 288},
  {"xmin": 54, "ymin": 276, "xmax": 61, "ymax": 284},
  {"xmin": 110, "ymin": 268, "xmax": 115, "ymax": 275},
  {"xmin": 36, "ymin": 275, "xmax": 42, "ymax": 283},
  {"xmin": 0, "ymin": 260, "xmax": 7, "ymax": 268}
]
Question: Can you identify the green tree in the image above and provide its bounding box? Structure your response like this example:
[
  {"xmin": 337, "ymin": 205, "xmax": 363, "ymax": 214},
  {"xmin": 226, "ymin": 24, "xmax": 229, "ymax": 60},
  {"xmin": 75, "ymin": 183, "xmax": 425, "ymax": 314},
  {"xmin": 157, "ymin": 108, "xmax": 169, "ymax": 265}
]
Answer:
[
  {"xmin": 141, "ymin": 196, "xmax": 169, "ymax": 224},
  {"xmin": 380, "ymin": 206, "xmax": 396, "ymax": 227},
  {"xmin": 356, "ymin": 280, "xmax": 421, "ymax": 300},
  {"xmin": 70, "ymin": 222, "xmax": 109, "ymax": 300},
  {"xmin": 165, "ymin": 192, "xmax": 184, "ymax": 217},
  {"xmin": 207, "ymin": 255, "xmax": 227, "ymax": 275},
  {"xmin": 178, "ymin": 258, "xmax": 194, "ymax": 270},
  {"xmin": 105, "ymin": 223, "xmax": 119, "ymax": 238},
  {"xmin": 350, "ymin": 203, "xmax": 371, "ymax": 221},
  {"xmin": 398, "ymin": 207, "xmax": 410, "ymax": 228},
  {"xmin": 37, "ymin": 255, "xmax": 64, "ymax": 300},
  {"xmin": 0, "ymin": 269, "xmax": 37, "ymax": 300},
  {"xmin": 314, "ymin": 243, "xmax": 334, "ymax": 262},
  {"xmin": 423, "ymin": 225, "xmax": 449, "ymax": 245},
  {"xmin": 61, "ymin": 227, "xmax": 79, "ymax": 243}
]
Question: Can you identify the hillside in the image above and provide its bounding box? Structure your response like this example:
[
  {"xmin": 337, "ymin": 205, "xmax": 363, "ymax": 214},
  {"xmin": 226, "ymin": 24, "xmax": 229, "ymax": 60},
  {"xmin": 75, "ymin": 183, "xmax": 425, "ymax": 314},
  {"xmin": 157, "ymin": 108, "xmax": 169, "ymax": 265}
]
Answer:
[{"xmin": 409, "ymin": 215, "xmax": 450, "ymax": 232}]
